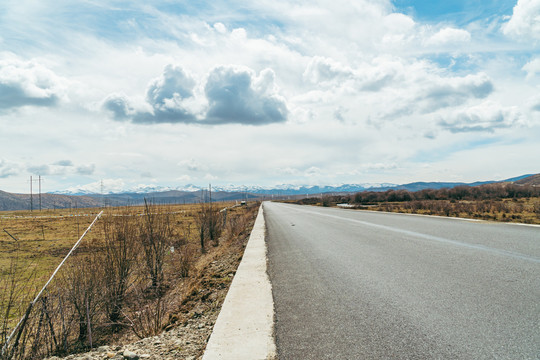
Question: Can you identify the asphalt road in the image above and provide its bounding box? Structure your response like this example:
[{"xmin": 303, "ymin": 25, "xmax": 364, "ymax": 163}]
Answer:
[{"xmin": 264, "ymin": 202, "xmax": 540, "ymax": 359}]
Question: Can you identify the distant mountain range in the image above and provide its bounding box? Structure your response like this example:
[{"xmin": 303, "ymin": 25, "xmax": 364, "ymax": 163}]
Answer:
[
  {"xmin": 0, "ymin": 190, "xmax": 101, "ymax": 211},
  {"xmin": 0, "ymin": 174, "xmax": 536, "ymax": 211},
  {"xmin": 53, "ymin": 174, "xmax": 533, "ymax": 197},
  {"xmin": 51, "ymin": 182, "xmax": 398, "ymax": 196}
]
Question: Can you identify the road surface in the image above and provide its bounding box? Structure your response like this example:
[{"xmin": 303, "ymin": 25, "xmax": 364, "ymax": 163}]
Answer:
[{"xmin": 265, "ymin": 202, "xmax": 540, "ymax": 359}]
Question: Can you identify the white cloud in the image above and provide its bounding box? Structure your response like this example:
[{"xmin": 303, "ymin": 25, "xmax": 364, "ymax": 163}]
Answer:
[
  {"xmin": 204, "ymin": 66, "xmax": 288, "ymax": 125},
  {"xmin": 204, "ymin": 173, "xmax": 218, "ymax": 180},
  {"xmin": 424, "ymin": 27, "xmax": 471, "ymax": 46},
  {"xmin": 528, "ymin": 95, "xmax": 540, "ymax": 111},
  {"xmin": 213, "ymin": 22, "xmax": 227, "ymax": 34},
  {"xmin": 355, "ymin": 57, "xmax": 402, "ymax": 91},
  {"xmin": 230, "ymin": 28, "xmax": 247, "ymax": 40},
  {"xmin": 523, "ymin": 57, "xmax": 540, "ymax": 78},
  {"xmin": 438, "ymin": 101, "xmax": 525, "ymax": 133},
  {"xmin": 177, "ymin": 174, "xmax": 191, "ymax": 182},
  {"xmin": 102, "ymin": 64, "xmax": 288, "ymax": 125},
  {"xmin": 502, "ymin": 0, "xmax": 540, "ymax": 40},
  {"xmin": 305, "ymin": 166, "xmax": 321, "ymax": 177},
  {"xmin": 27, "ymin": 164, "xmax": 52, "ymax": 175},
  {"xmin": 0, "ymin": 159, "xmax": 19, "ymax": 178},
  {"xmin": 419, "ymin": 73, "xmax": 493, "ymax": 112},
  {"xmin": 178, "ymin": 158, "xmax": 207, "ymax": 172},
  {"xmin": 76, "ymin": 164, "xmax": 95, "ymax": 175},
  {"xmin": 303, "ymin": 56, "xmax": 354, "ymax": 84},
  {"xmin": 383, "ymin": 13, "xmax": 416, "ymax": 34},
  {"xmin": 302, "ymin": 55, "xmax": 401, "ymax": 92},
  {"xmin": 0, "ymin": 56, "xmax": 68, "ymax": 110},
  {"xmin": 102, "ymin": 92, "xmax": 135, "ymax": 120},
  {"xmin": 147, "ymin": 64, "xmax": 196, "ymax": 106},
  {"xmin": 54, "ymin": 159, "xmax": 73, "ymax": 166},
  {"xmin": 362, "ymin": 162, "xmax": 398, "ymax": 171},
  {"xmin": 26, "ymin": 161, "xmax": 95, "ymax": 176},
  {"xmin": 375, "ymin": 62, "xmax": 494, "ymax": 119},
  {"xmin": 0, "ymin": 1, "xmax": 538, "ymax": 193}
]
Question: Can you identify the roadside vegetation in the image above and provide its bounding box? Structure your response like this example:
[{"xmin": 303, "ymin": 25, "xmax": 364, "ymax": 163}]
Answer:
[
  {"xmin": 0, "ymin": 201, "xmax": 259, "ymax": 359},
  {"xmin": 294, "ymin": 183, "xmax": 540, "ymax": 224}
]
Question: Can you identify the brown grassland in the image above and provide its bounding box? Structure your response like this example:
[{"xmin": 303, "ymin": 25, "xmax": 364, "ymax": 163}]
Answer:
[
  {"xmin": 0, "ymin": 201, "xmax": 259, "ymax": 359},
  {"xmin": 293, "ymin": 183, "xmax": 540, "ymax": 225}
]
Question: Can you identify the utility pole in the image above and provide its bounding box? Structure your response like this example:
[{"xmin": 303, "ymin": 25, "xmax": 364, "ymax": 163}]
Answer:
[
  {"xmin": 38, "ymin": 175, "xmax": 42, "ymax": 211},
  {"xmin": 30, "ymin": 176, "xmax": 33, "ymax": 211},
  {"xmin": 209, "ymin": 183, "xmax": 212, "ymax": 203},
  {"xmin": 100, "ymin": 179, "xmax": 104, "ymax": 208}
]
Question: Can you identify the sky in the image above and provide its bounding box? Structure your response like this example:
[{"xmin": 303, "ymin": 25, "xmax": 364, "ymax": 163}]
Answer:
[{"xmin": 0, "ymin": 0, "xmax": 539, "ymax": 193}]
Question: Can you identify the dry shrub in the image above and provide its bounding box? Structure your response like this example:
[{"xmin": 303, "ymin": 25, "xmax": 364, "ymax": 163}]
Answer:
[
  {"xmin": 176, "ymin": 244, "xmax": 195, "ymax": 278},
  {"xmin": 100, "ymin": 210, "xmax": 138, "ymax": 329},
  {"xmin": 0, "ymin": 246, "xmax": 39, "ymax": 360},
  {"xmin": 123, "ymin": 283, "xmax": 168, "ymax": 340},
  {"xmin": 196, "ymin": 203, "xmax": 223, "ymax": 253},
  {"xmin": 62, "ymin": 254, "xmax": 102, "ymax": 346},
  {"xmin": 534, "ymin": 202, "xmax": 540, "ymax": 218},
  {"xmin": 139, "ymin": 200, "xmax": 173, "ymax": 291},
  {"xmin": 225, "ymin": 211, "xmax": 249, "ymax": 241}
]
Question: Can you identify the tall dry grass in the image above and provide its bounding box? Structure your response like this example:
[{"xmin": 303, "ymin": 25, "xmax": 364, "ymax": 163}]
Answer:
[{"xmin": 1, "ymin": 201, "xmax": 257, "ymax": 359}]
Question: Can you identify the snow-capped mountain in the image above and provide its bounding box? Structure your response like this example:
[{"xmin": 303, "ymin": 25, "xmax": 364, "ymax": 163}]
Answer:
[{"xmin": 50, "ymin": 182, "xmax": 397, "ymax": 196}]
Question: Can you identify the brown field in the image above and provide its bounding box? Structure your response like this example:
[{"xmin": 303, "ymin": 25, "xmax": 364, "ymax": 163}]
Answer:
[
  {"xmin": 293, "ymin": 182, "xmax": 540, "ymax": 225},
  {"xmin": 0, "ymin": 201, "xmax": 259, "ymax": 359},
  {"xmin": 0, "ymin": 204, "xmax": 223, "ymax": 280},
  {"xmin": 365, "ymin": 198, "xmax": 540, "ymax": 224},
  {"xmin": 294, "ymin": 197, "xmax": 540, "ymax": 224}
]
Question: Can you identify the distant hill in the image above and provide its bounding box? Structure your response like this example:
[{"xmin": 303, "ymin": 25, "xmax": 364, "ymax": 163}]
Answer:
[
  {"xmin": 0, "ymin": 190, "xmax": 101, "ymax": 211},
  {"xmin": 85, "ymin": 190, "xmax": 260, "ymax": 207},
  {"xmin": 0, "ymin": 189, "xmax": 260, "ymax": 211},
  {"xmin": 2, "ymin": 173, "xmax": 538, "ymax": 211},
  {"xmin": 376, "ymin": 181, "xmax": 492, "ymax": 192},
  {"xmin": 364, "ymin": 174, "xmax": 537, "ymax": 193},
  {"xmin": 513, "ymin": 174, "xmax": 540, "ymax": 186}
]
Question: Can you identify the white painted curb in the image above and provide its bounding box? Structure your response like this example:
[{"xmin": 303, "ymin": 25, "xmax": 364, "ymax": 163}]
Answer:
[{"xmin": 203, "ymin": 203, "xmax": 276, "ymax": 360}]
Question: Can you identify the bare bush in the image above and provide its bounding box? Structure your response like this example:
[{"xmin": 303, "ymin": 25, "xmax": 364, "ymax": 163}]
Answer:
[
  {"xmin": 196, "ymin": 203, "xmax": 223, "ymax": 253},
  {"xmin": 176, "ymin": 244, "xmax": 195, "ymax": 278},
  {"xmin": 100, "ymin": 211, "xmax": 138, "ymax": 329},
  {"xmin": 62, "ymin": 254, "xmax": 102, "ymax": 347},
  {"xmin": 139, "ymin": 200, "xmax": 172, "ymax": 290},
  {"xmin": 534, "ymin": 202, "xmax": 540, "ymax": 218},
  {"xmin": 1, "ymin": 246, "xmax": 38, "ymax": 360},
  {"xmin": 124, "ymin": 284, "xmax": 168, "ymax": 340}
]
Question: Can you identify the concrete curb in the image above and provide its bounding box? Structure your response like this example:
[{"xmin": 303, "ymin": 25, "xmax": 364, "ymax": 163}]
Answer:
[{"xmin": 202, "ymin": 203, "xmax": 276, "ymax": 360}]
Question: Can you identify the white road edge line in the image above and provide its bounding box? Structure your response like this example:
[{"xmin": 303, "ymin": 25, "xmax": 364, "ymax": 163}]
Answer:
[{"xmin": 203, "ymin": 203, "xmax": 277, "ymax": 360}]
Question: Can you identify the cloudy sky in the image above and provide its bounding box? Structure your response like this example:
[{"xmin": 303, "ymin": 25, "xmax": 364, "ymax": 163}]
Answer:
[{"xmin": 1, "ymin": 0, "xmax": 539, "ymax": 193}]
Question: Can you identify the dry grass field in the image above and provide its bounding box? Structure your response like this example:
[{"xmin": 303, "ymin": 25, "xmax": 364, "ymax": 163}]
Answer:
[
  {"xmin": 294, "ymin": 183, "xmax": 540, "ymax": 225},
  {"xmin": 366, "ymin": 198, "xmax": 540, "ymax": 224},
  {"xmin": 0, "ymin": 201, "xmax": 259, "ymax": 359}
]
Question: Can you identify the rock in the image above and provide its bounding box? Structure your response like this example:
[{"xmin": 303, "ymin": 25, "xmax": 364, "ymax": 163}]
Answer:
[
  {"xmin": 106, "ymin": 352, "xmax": 116, "ymax": 358},
  {"xmin": 98, "ymin": 346, "xmax": 109, "ymax": 352},
  {"xmin": 122, "ymin": 349, "xmax": 139, "ymax": 359}
]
